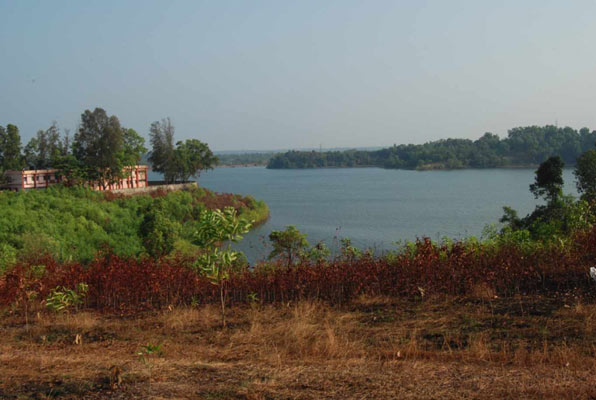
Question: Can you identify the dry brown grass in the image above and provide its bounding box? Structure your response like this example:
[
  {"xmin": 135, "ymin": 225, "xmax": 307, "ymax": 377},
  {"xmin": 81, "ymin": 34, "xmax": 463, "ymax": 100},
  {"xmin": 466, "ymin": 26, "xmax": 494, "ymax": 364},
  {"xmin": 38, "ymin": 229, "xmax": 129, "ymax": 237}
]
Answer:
[
  {"xmin": 231, "ymin": 301, "xmax": 362, "ymax": 362},
  {"xmin": 2, "ymin": 296, "xmax": 596, "ymax": 399},
  {"xmin": 159, "ymin": 304, "xmax": 221, "ymax": 331}
]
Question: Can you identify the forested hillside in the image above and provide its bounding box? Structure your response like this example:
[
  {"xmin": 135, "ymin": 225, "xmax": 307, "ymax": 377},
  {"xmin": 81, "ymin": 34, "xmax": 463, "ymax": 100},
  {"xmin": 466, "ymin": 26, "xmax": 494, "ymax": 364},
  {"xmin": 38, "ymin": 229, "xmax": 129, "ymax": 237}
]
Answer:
[{"xmin": 267, "ymin": 126, "xmax": 596, "ymax": 169}]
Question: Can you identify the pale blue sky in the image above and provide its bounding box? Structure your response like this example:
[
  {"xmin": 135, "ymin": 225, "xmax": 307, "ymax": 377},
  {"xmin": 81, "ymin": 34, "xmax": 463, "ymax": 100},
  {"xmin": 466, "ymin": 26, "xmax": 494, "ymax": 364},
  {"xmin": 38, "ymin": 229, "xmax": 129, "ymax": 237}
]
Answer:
[{"xmin": 1, "ymin": 1, "xmax": 596, "ymax": 151}]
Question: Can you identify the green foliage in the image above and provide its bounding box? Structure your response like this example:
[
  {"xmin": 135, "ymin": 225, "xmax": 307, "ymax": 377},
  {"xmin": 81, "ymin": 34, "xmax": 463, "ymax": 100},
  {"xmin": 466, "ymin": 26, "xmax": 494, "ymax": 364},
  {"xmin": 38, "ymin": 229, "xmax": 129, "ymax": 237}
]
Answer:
[
  {"xmin": 235, "ymin": 197, "xmax": 269, "ymax": 224},
  {"xmin": 268, "ymin": 225, "xmax": 310, "ymax": 266},
  {"xmin": 0, "ymin": 186, "xmax": 267, "ymax": 268},
  {"xmin": 304, "ymin": 241, "xmax": 331, "ymax": 264},
  {"xmin": 574, "ymin": 149, "xmax": 596, "ymax": 203},
  {"xmin": 120, "ymin": 128, "xmax": 147, "ymax": 168},
  {"xmin": 339, "ymin": 238, "xmax": 362, "ymax": 262},
  {"xmin": 529, "ymin": 156, "xmax": 564, "ymax": 203},
  {"xmin": 267, "ymin": 125, "xmax": 596, "ymax": 170},
  {"xmin": 137, "ymin": 343, "xmax": 163, "ymax": 363},
  {"xmin": 52, "ymin": 154, "xmax": 88, "ymax": 186},
  {"xmin": 193, "ymin": 207, "xmax": 252, "ymax": 326},
  {"xmin": 500, "ymin": 156, "xmax": 595, "ymax": 242},
  {"xmin": 174, "ymin": 139, "xmax": 218, "ymax": 182},
  {"xmin": 217, "ymin": 152, "xmax": 275, "ymax": 166},
  {"xmin": 0, "ymin": 243, "xmax": 17, "ymax": 274},
  {"xmin": 23, "ymin": 122, "xmax": 68, "ymax": 169},
  {"xmin": 45, "ymin": 283, "xmax": 88, "ymax": 313},
  {"xmin": 149, "ymin": 118, "xmax": 177, "ymax": 183},
  {"xmin": 139, "ymin": 206, "xmax": 181, "ymax": 258},
  {"xmin": 139, "ymin": 343, "xmax": 163, "ymax": 356},
  {"xmin": 4, "ymin": 113, "xmax": 145, "ymax": 187},
  {"xmin": 0, "ymin": 124, "xmax": 23, "ymax": 170},
  {"xmin": 73, "ymin": 108, "xmax": 125, "ymax": 188},
  {"xmin": 194, "ymin": 207, "xmax": 252, "ymax": 249},
  {"xmin": 149, "ymin": 119, "xmax": 218, "ymax": 183},
  {"xmin": 499, "ymin": 206, "xmax": 523, "ymax": 231}
]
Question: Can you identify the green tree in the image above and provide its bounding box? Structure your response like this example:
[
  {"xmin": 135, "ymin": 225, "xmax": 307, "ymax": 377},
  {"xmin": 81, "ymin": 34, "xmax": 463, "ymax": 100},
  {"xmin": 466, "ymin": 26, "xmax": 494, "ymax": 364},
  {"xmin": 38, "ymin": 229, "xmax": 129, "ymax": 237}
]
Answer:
[
  {"xmin": 0, "ymin": 124, "xmax": 23, "ymax": 170},
  {"xmin": 119, "ymin": 128, "xmax": 147, "ymax": 184},
  {"xmin": 73, "ymin": 108, "xmax": 125, "ymax": 189},
  {"xmin": 24, "ymin": 122, "xmax": 65, "ymax": 169},
  {"xmin": 120, "ymin": 128, "xmax": 147, "ymax": 167},
  {"xmin": 499, "ymin": 206, "xmax": 523, "ymax": 231},
  {"xmin": 529, "ymin": 156, "xmax": 564, "ymax": 204},
  {"xmin": 149, "ymin": 119, "xmax": 217, "ymax": 183},
  {"xmin": 193, "ymin": 207, "xmax": 252, "ymax": 327},
  {"xmin": 574, "ymin": 149, "xmax": 596, "ymax": 204},
  {"xmin": 174, "ymin": 139, "xmax": 218, "ymax": 182},
  {"xmin": 149, "ymin": 118, "xmax": 177, "ymax": 183},
  {"xmin": 52, "ymin": 154, "xmax": 87, "ymax": 186},
  {"xmin": 268, "ymin": 225, "xmax": 310, "ymax": 267}
]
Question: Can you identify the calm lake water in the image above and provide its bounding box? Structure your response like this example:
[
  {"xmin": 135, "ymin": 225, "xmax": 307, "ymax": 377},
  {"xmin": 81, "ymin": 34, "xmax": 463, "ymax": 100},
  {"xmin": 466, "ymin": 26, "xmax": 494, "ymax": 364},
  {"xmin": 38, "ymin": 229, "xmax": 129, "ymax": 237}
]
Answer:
[{"xmin": 155, "ymin": 167, "xmax": 578, "ymax": 263}]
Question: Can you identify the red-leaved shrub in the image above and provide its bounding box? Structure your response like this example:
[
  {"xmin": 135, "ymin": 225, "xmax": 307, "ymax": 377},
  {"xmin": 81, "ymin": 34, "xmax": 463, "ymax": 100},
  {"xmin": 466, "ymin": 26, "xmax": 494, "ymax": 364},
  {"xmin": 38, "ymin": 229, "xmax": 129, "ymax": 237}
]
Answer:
[{"xmin": 2, "ymin": 227, "xmax": 596, "ymax": 314}]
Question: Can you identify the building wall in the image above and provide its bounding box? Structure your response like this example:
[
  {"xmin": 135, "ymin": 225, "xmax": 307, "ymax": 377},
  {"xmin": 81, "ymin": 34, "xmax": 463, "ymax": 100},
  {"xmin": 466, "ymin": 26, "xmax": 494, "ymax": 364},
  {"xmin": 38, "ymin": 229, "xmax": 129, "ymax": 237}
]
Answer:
[
  {"xmin": 21, "ymin": 169, "xmax": 61, "ymax": 190},
  {"xmin": 1, "ymin": 166, "xmax": 149, "ymax": 192}
]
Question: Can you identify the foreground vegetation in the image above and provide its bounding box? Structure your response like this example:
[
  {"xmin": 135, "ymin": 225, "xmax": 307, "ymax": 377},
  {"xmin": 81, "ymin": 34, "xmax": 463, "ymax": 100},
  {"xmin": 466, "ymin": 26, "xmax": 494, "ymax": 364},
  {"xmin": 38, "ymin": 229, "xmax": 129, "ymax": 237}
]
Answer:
[
  {"xmin": 3, "ymin": 225, "xmax": 596, "ymax": 315},
  {"xmin": 2, "ymin": 203, "xmax": 596, "ymax": 398},
  {"xmin": 268, "ymin": 125, "xmax": 596, "ymax": 170},
  {"xmin": 0, "ymin": 186, "xmax": 269, "ymax": 271}
]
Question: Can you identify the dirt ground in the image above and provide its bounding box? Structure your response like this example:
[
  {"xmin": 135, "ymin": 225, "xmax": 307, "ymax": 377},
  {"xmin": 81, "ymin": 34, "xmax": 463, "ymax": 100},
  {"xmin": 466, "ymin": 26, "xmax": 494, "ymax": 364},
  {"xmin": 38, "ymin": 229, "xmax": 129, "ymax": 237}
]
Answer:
[{"xmin": 2, "ymin": 296, "xmax": 596, "ymax": 399}]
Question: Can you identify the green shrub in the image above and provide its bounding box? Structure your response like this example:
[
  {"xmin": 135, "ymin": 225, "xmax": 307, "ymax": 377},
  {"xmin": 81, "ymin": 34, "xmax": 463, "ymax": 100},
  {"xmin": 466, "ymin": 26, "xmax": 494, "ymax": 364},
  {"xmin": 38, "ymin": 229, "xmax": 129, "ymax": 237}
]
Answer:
[{"xmin": 0, "ymin": 186, "xmax": 266, "ymax": 270}]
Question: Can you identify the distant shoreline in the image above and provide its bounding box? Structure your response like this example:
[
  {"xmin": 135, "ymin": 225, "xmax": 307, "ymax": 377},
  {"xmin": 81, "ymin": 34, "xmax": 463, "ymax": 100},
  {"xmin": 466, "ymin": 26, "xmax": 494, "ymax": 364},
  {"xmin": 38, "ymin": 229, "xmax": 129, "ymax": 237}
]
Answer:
[
  {"xmin": 213, "ymin": 162, "xmax": 585, "ymax": 171},
  {"xmin": 216, "ymin": 163, "xmax": 572, "ymax": 171},
  {"xmin": 216, "ymin": 163, "xmax": 267, "ymax": 168}
]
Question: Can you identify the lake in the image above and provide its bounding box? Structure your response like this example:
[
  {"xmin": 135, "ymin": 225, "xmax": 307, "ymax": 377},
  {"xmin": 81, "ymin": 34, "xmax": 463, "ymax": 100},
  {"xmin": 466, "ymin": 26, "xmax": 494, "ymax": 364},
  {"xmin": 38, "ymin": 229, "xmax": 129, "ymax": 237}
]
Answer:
[{"xmin": 157, "ymin": 167, "xmax": 578, "ymax": 263}]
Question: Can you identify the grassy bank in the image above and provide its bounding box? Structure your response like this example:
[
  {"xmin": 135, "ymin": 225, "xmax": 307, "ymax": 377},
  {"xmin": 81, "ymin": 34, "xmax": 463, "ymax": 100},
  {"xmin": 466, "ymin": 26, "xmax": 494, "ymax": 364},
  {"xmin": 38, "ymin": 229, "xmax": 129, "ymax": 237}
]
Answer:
[{"xmin": 0, "ymin": 186, "xmax": 269, "ymax": 271}]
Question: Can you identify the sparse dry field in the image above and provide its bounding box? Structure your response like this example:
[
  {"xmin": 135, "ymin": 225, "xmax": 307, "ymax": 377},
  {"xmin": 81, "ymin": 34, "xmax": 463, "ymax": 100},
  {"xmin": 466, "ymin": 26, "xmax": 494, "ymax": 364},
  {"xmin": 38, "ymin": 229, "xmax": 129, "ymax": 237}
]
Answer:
[{"xmin": 2, "ymin": 296, "xmax": 596, "ymax": 399}]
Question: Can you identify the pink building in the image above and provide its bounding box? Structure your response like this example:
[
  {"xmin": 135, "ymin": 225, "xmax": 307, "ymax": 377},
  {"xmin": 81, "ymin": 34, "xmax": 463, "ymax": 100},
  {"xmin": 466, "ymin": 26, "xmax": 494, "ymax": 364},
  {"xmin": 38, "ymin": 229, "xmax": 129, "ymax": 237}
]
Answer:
[{"xmin": 1, "ymin": 165, "xmax": 149, "ymax": 191}]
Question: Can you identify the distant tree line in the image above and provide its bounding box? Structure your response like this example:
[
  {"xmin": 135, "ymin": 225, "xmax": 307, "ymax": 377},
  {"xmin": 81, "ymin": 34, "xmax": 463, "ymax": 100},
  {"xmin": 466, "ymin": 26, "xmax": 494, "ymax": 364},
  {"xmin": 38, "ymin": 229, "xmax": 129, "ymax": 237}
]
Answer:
[
  {"xmin": 216, "ymin": 152, "xmax": 275, "ymax": 166},
  {"xmin": 267, "ymin": 126, "xmax": 596, "ymax": 170},
  {"xmin": 0, "ymin": 108, "xmax": 217, "ymax": 186}
]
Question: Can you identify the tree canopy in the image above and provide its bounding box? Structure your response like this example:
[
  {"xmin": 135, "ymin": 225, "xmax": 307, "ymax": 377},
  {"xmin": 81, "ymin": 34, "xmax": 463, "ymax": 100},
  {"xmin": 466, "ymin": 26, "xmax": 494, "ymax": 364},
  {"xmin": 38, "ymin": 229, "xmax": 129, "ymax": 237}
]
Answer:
[
  {"xmin": 0, "ymin": 124, "xmax": 23, "ymax": 171},
  {"xmin": 73, "ymin": 108, "xmax": 126, "ymax": 188},
  {"xmin": 529, "ymin": 156, "xmax": 564, "ymax": 203},
  {"xmin": 574, "ymin": 149, "xmax": 596, "ymax": 204},
  {"xmin": 174, "ymin": 139, "xmax": 217, "ymax": 182},
  {"xmin": 24, "ymin": 122, "xmax": 69, "ymax": 170},
  {"xmin": 149, "ymin": 118, "xmax": 217, "ymax": 183},
  {"xmin": 148, "ymin": 118, "xmax": 177, "ymax": 183}
]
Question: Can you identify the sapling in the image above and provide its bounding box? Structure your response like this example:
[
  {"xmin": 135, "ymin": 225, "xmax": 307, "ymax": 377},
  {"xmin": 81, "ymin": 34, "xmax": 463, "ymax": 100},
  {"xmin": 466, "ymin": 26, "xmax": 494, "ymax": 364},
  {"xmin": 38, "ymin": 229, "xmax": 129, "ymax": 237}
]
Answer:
[{"xmin": 193, "ymin": 207, "xmax": 252, "ymax": 327}]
